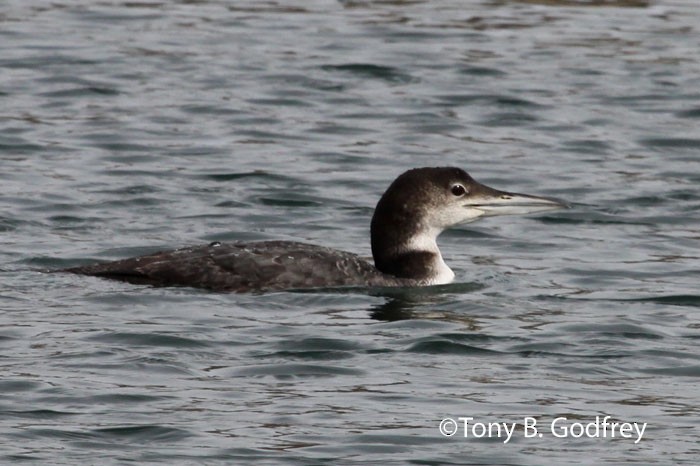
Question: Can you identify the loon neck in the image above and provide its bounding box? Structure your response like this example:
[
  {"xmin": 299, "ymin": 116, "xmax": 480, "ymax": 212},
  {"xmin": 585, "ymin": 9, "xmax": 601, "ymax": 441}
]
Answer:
[{"xmin": 370, "ymin": 222, "xmax": 455, "ymax": 285}]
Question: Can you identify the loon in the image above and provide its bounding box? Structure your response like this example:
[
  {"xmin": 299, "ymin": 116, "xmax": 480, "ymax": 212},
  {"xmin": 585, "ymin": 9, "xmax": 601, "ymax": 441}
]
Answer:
[{"xmin": 63, "ymin": 167, "xmax": 565, "ymax": 292}]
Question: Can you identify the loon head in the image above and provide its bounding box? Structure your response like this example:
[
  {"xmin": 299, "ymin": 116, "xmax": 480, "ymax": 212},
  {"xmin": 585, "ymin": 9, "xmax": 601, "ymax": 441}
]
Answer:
[{"xmin": 370, "ymin": 167, "xmax": 566, "ymax": 284}]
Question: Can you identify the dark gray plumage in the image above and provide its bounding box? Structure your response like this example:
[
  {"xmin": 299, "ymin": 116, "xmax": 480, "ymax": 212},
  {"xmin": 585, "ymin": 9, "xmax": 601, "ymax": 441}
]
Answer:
[{"xmin": 65, "ymin": 241, "xmax": 409, "ymax": 292}]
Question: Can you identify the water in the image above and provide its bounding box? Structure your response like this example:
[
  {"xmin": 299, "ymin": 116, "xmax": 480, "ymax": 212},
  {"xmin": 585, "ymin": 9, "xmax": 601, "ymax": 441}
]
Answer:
[{"xmin": 1, "ymin": 0, "xmax": 699, "ymax": 464}]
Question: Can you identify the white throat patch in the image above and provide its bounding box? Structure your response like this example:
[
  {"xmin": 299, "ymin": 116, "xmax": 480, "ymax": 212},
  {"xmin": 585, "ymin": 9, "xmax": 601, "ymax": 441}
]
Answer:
[{"xmin": 402, "ymin": 228, "xmax": 455, "ymax": 285}]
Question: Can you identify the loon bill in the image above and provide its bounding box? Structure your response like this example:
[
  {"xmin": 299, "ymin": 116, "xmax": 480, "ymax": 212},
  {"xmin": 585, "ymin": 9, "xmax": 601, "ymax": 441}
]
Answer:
[{"xmin": 63, "ymin": 167, "xmax": 566, "ymax": 292}]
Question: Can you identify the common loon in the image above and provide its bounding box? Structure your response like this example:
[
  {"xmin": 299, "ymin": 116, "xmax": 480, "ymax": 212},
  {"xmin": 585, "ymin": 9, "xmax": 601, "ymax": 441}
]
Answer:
[{"xmin": 64, "ymin": 167, "xmax": 565, "ymax": 292}]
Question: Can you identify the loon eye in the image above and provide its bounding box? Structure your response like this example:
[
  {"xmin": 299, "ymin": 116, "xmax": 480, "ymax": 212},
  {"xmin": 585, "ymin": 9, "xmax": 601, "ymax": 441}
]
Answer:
[{"xmin": 451, "ymin": 184, "xmax": 467, "ymax": 197}]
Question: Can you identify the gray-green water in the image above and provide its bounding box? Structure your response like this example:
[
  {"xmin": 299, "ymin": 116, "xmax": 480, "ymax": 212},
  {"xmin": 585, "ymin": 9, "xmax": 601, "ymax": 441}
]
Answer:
[{"xmin": 2, "ymin": 1, "xmax": 699, "ymax": 464}]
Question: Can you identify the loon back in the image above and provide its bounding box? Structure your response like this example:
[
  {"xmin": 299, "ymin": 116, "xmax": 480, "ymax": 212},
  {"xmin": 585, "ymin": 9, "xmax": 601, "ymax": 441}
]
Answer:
[{"xmin": 64, "ymin": 241, "xmax": 410, "ymax": 292}]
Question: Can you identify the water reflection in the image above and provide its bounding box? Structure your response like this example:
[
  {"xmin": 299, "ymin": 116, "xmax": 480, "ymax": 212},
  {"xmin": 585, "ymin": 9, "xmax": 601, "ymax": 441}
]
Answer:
[{"xmin": 368, "ymin": 282, "xmax": 485, "ymax": 323}]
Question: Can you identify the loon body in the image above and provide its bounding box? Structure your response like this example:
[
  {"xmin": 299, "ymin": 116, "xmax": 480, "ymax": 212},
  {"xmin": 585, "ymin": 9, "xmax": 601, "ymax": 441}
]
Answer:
[{"xmin": 64, "ymin": 167, "xmax": 565, "ymax": 292}]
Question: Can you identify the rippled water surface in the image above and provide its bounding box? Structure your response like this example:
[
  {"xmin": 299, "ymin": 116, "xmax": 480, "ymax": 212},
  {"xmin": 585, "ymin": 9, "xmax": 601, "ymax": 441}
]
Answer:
[{"xmin": 2, "ymin": 0, "xmax": 700, "ymax": 464}]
